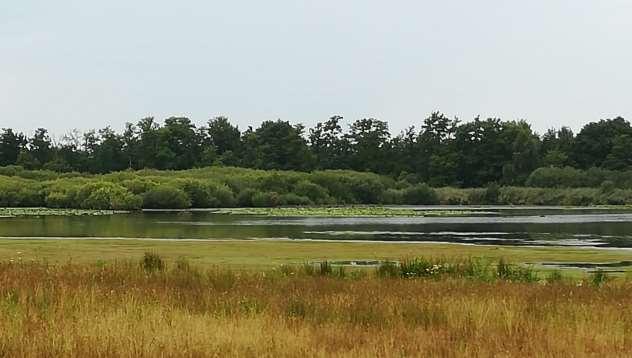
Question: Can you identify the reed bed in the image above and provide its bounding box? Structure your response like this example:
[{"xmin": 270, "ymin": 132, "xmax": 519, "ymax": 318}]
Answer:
[{"xmin": 0, "ymin": 256, "xmax": 630, "ymax": 357}]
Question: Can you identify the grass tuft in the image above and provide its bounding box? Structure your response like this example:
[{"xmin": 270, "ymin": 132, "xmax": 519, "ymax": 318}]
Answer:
[{"xmin": 141, "ymin": 252, "xmax": 165, "ymax": 273}]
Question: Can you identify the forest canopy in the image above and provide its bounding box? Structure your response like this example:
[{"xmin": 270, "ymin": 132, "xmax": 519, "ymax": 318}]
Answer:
[{"xmin": 1, "ymin": 113, "xmax": 630, "ymax": 188}]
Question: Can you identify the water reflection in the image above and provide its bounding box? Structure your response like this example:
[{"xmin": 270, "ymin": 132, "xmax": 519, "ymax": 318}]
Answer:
[{"xmin": 0, "ymin": 208, "xmax": 632, "ymax": 248}]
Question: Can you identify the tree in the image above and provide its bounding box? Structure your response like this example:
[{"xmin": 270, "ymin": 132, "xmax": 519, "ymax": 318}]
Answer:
[
  {"xmin": 603, "ymin": 134, "xmax": 632, "ymax": 170},
  {"xmin": 244, "ymin": 120, "xmax": 313, "ymax": 171},
  {"xmin": 454, "ymin": 117, "xmax": 507, "ymax": 187},
  {"xmin": 0, "ymin": 129, "xmax": 26, "ymax": 166},
  {"xmin": 571, "ymin": 117, "xmax": 632, "ymax": 169},
  {"xmin": 157, "ymin": 117, "xmax": 202, "ymax": 170},
  {"xmin": 206, "ymin": 116, "xmax": 241, "ymax": 155},
  {"xmin": 136, "ymin": 117, "xmax": 160, "ymax": 169},
  {"xmin": 53, "ymin": 129, "xmax": 85, "ymax": 172},
  {"xmin": 389, "ymin": 126, "xmax": 417, "ymax": 178},
  {"xmin": 500, "ymin": 121, "xmax": 541, "ymax": 185},
  {"xmin": 541, "ymin": 127, "xmax": 574, "ymax": 167},
  {"xmin": 28, "ymin": 128, "xmax": 53, "ymax": 167},
  {"xmin": 122, "ymin": 123, "xmax": 140, "ymax": 169},
  {"xmin": 416, "ymin": 112, "xmax": 459, "ymax": 186},
  {"xmin": 347, "ymin": 118, "xmax": 390, "ymax": 173},
  {"xmin": 91, "ymin": 127, "xmax": 127, "ymax": 173},
  {"xmin": 309, "ymin": 115, "xmax": 350, "ymax": 169}
]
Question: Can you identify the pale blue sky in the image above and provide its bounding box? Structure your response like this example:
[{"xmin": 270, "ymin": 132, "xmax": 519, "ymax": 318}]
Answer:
[{"xmin": 2, "ymin": 1, "xmax": 631, "ymax": 137}]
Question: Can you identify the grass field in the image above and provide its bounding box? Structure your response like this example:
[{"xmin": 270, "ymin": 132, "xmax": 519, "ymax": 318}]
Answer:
[
  {"xmin": 0, "ymin": 256, "xmax": 631, "ymax": 357},
  {"xmin": 0, "ymin": 238, "xmax": 631, "ymax": 273}
]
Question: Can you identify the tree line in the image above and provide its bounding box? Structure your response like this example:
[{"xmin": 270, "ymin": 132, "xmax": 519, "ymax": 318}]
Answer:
[{"xmin": 1, "ymin": 113, "xmax": 630, "ymax": 187}]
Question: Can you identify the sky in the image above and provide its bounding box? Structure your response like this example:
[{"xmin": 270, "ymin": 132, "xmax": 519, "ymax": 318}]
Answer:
[{"xmin": 2, "ymin": 1, "xmax": 632, "ymax": 137}]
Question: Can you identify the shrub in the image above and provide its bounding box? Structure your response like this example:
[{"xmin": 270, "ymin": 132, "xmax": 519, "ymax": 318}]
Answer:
[
  {"xmin": 279, "ymin": 193, "xmax": 312, "ymax": 206},
  {"xmin": 294, "ymin": 180, "xmax": 330, "ymax": 204},
  {"xmin": 176, "ymin": 179, "xmax": 236, "ymax": 208},
  {"xmin": 435, "ymin": 187, "xmax": 470, "ymax": 205},
  {"xmin": 0, "ymin": 178, "xmax": 44, "ymax": 207},
  {"xmin": 484, "ymin": 183, "xmax": 500, "ymax": 204},
  {"xmin": 381, "ymin": 188, "xmax": 404, "ymax": 205},
  {"xmin": 467, "ymin": 189, "xmax": 487, "ymax": 205},
  {"xmin": 352, "ymin": 179, "xmax": 386, "ymax": 204},
  {"xmin": 237, "ymin": 188, "xmax": 257, "ymax": 207},
  {"xmin": 67, "ymin": 182, "xmax": 142, "ymax": 210},
  {"xmin": 600, "ymin": 180, "xmax": 616, "ymax": 194},
  {"xmin": 45, "ymin": 191, "xmax": 74, "ymax": 208},
  {"xmin": 142, "ymin": 186, "xmax": 191, "ymax": 209},
  {"xmin": 402, "ymin": 184, "xmax": 438, "ymax": 205},
  {"xmin": 78, "ymin": 182, "xmax": 141, "ymax": 210},
  {"xmin": 120, "ymin": 178, "xmax": 157, "ymax": 195},
  {"xmin": 546, "ymin": 270, "xmax": 564, "ymax": 283},
  {"xmin": 496, "ymin": 258, "xmax": 538, "ymax": 282},
  {"xmin": 561, "ymin": 189, "xmax": 598, "ymax": 206},
  {"xmin": 319, "ymin": 261, "xmax": 333, "ymax": 276},
  {"xmin": 251, "ymin": 191, "xmax": 281, "ymax": 207},
  {"xmin": 376, "ymin": 261, "xmax": 400, "ymax": 278},
  {"xmin": 257, "ymin": 173, "xmax": 298, "ymax": 194},
  {"xmin": 142, "ymin": 252, "xmax": 165, "ymax": 273},
  {"xmin": 591, "ymin": 270, "xmax": 609, "ymax": 287}
]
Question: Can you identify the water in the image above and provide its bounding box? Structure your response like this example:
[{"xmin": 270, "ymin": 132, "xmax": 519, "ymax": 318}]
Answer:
[{"xmin": 1, "ymin": 206, "xmax": 632, "ymax": 249}]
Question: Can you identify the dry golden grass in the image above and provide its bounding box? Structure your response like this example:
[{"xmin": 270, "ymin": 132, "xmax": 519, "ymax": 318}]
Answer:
[{"xmin": 0, "ymin": 258, "xmax": 631, "ymax": 357}]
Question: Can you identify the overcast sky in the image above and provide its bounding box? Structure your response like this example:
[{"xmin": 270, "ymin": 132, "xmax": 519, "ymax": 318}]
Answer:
[{"xmin": 2, "ymin": 1, "xmax": 631, "ymax": 137}]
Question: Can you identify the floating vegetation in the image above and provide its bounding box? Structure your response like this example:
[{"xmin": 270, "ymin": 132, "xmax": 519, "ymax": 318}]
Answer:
[
  {"xmin": 0, "ymin": 208, "xmax": 125, "ymax": 217},
  {"xmin": 217, "ymin": 206, "xmax": 490, "ymax": 217}
]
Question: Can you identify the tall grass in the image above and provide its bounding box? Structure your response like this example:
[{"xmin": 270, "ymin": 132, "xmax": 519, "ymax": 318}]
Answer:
[{"xmin": 0, "ymin": 257, "xmax": 631, "ymax": 356}]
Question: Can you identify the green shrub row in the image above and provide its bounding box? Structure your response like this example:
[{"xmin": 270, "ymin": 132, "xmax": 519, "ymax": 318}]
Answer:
[
  {"xmin": 527, "ymin": 166, "xmax": 632, "ymax": 189},
  {"xmin": 1, "ymin": 165, "xmax": 632, "ymax": 210}
]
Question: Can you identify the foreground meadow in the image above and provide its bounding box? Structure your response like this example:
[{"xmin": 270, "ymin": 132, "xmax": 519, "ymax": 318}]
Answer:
[{"xmin": 0, "ymin": 256, "xmax": 631, "ymax": 357}]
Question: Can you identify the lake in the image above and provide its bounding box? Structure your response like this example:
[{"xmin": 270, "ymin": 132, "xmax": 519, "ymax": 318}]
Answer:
[{"xmin": 1, "ymin": 206, "xmax": 632, "ymax": 249}]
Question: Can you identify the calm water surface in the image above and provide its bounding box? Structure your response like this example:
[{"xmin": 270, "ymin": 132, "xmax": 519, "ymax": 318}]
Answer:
[{"xmin": 1, "ymin": 207, "xmax": 632, "ymax": 249}]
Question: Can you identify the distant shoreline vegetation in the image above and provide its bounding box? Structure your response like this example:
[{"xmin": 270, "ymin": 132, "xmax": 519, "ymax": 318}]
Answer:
[
  {"xmin": 0, "ymin": 114, "xmax": 631, "ymax": 188},
  {"xmin": 1, "ymin": 113, "xmax": 632, "ymax": 209},
  {"xmin": 1, "ymin": 166, "xmax": 632, "ymax": 210}
]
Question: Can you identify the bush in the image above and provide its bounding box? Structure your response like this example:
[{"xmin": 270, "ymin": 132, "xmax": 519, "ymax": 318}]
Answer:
[
  {"xmin": 142, "ymin": 186, "xmax": 191, "ymax": 209},
  {"xmin": 257, "ymin": 173, "xmax": 299, "ymax": 194},
  {"xmin": 293, "ymin": 180, "xmax": 330, "ymax": 204},
  {"xmin": 591, "ymin": 270, "xmax": 609, "ymax": 287},
  {"xmin": 251, "ymin": 191, "xmax": 281, "ymax": 207},
  {"xmin": 561, "ymin": 189, "xmax": 598, "ymax": 206},
  {"xmin": 380, "ymin": 188, "xmax": 404, "ymax": 205},
  {"xmin": 600, "ymin": 180, "xmax": 616, "ymax": 194},
  {"xmin": 376, "ymin": 261, "xmax": 400, "ymax": 278},
  {"xmin": 0, "ymin": 178, "xmax": 44, "ymax": 207},
  {"xmin": 434, "ymin": 187, "xmax": 469, "ymax": 205},
  {"xmin": 496, "ymin": 258, "xmax": 538, "ymax": 282},
  {"xmin": 484, "ymin": 183, "xmax": 500, "ymax": 204},
  {"xmin": 466, "ymin": 189, "xmax": 487, "ymax": 205},
  {"xmin": 237, "ymin": 188, "xmax": 257, "ymax": 207},
  {"xmin": 75, "ymin": 182, "xmax": 141, "ymax": 210},
  {"xmin": 176, "ymin": 179, "xmax": 236, "ymax": 208},
  {"xmin": 402, "ymin": 184, "xmax": 438, "ymax": 205},
  {"xmin": 120, "ymin": 178, "xmax": 157, "ymax": 195},
  {"xmin": 142, "ymin": 252, "xmax": 165, "ymax": 273},
  {"xmin": 279, "ymin": 193, "xmax": 312, "ymax": 206}
]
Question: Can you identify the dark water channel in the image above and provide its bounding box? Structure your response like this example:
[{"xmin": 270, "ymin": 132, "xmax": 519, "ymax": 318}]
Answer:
[{"xmin": 0, "ymin": 207, "xmax": 631, "ymax": 250}]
